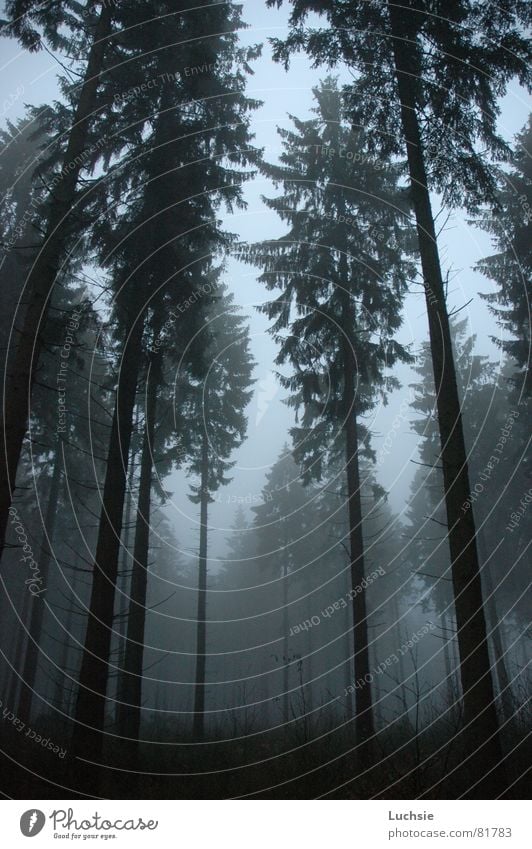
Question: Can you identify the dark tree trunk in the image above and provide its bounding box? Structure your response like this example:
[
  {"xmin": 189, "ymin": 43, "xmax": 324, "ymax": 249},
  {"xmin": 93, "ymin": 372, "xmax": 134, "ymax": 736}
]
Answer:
[
  {"xmin": 343, "ymin": 390, "xmax": 375, "ymax": 752},
  {"xmin": 343, "ymin": 566, "xmax": 354, "ymax": 721},
  {"xmin": 5, "ymin": 587, "xmax": 32, "ymax": 711},
  {"xmin": 0, "ymin": 3, "xmax": 113, "ymax": 557},
  {"xmin": 18, "ymin": 439, "xmax": 63, "ymax": 725},
  {"xmin": 305, "ymin": 597, "xmax": 314, "ymax": 716},
  {"xmin": 343, "ymin": 619, "xmax": 354, "ymax": 721},
  {"xmin": 387, "ymin": 1, "xmax": 505, "ymax": 797},
  {"xmin": 441, "ymin": 610, "xmax": 457, "ymax": 709},
  {"xmin": 193, "ymin": 431, "xmax": 209, "ymax": 740},
  {"xmin": 341, "ymin": 305, "xmax": 375, "ymax": 762},
  {"xmin": 114, "ymin": 425, "xmax": 139, "ymax": 726},
  {"xmin": 54, "ymin": 555, "xmax": 82, "ymax": 716},
  {"xmin": 119, "ymin": 354, "xmax": 160, "ymax": 748},
  {"xmin": 72, "ymin": 313, "xmax": 144, "ymax": 767}
]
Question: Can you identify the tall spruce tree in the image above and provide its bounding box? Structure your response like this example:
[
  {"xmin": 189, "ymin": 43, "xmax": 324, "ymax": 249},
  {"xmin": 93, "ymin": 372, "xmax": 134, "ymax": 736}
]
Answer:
[
  {"xmin": 407, "ymin": 322, "xmax": 529, "ymax": 726},
  {"xmin": 113, "ymin": 308, "xmax": 190, "ymax": 741},
  {"xmin": 252, "ymin": 450, "xmax": 311, "ymax": 727},
  {"xmin": 115, "ymin": 350, "xmax": 162, "ymax": 754},
  {"xmin": 0, "ymin": 111, "xmax": 113, "ymax": 724},
  {"xmin": 406, "ymin": 322, "xmax": 490, "ymax": 715},
  {"xmin": 266, "ymin": 0, "xmax": 530, "ymax": 797},
  {"xmin": 476, "ymin": 116, "xmax": 532, "ymax": 395},
  {"xmin": 0, "ymin": 0, "xmax": 115, "ymax": 554},
  {"xmin": 187, "ymin": 286, "xmax": 255, "ymax": 740},
  {"xmin": 242, "ymin": 79, "xmax": 413, "ymax": 760},
  {"xmin": 71, "ymin": 3, "xmax": 260, "ymax": 774}
]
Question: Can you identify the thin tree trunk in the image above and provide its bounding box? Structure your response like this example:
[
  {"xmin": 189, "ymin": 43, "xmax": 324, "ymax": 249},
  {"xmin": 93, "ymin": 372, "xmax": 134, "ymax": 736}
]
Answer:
[
  {"xmin": 484, "ymin": 583, "xmax": 513, "ymax": 721},
  {"xmin": 72, "ymin": 313, "xmax": 144, "ymax": 765},
  {"xmin": 306, "ymin": 603, "xmax": 314, "ymax": 716},
  {"xmin": 282, "ymin": 555, "xmax": 289, "ymax": 726},
  {"xmin": 344, "ymin": 403, "xmax": 375, "ymax": 752},
  {"xmin": 119, "ymin": 354, "xmax": 160, "ymax": 747},
  {"xmin": 193, "ymin": 431, "xmax": 209, "ymax": 740},
  {"xmin": 342, "ymin": 310, "xmax": 375, "ymax": 762},
  {"xmin": 18, "ymin": 439, "xmax": 63, "ymax": 725},
  {"xmin": 5, "ymin": 587, "xmax": 32, "ymax": 710},
  {"xmin": 391, "ymin": 593, "xmax": 409, "ymax": 716},
  {"xmin": 0, "ymin": 3, "xmax": 113, "ymax": 557},
  {"xmin": 477, "ymin": 532, "xmax": 513, "ymax": 720},
  {"xmin": 386, "ymin": 1, "xmax": 505, "ymax": 796},
  {"xmin": 115, "ymin": 424, "xmax": 138, "ymax": 725},
  {"xmin": 54, "ymin": 555, "xmax": 82, "ymax": 715},
  {"xmin": 441, "ymin": 609, "xmax": 457, "ymax": 709}
]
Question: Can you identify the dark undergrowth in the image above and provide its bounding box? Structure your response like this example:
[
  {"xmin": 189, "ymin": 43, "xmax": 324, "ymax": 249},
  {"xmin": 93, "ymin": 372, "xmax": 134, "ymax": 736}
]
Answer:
[{"xmin": 1, "ymin": 709, "xmax": 529, "ymax": 800}]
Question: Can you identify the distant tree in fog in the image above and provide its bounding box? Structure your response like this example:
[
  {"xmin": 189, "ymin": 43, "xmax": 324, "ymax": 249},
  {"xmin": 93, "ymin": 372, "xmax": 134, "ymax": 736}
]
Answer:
[{"xmin": 187, "ymin": 287, "xmax": 255, "ymax": 739}]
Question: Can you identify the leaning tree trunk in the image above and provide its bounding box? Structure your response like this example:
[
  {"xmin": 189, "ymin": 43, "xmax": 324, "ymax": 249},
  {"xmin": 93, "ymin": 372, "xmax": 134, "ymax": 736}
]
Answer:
[
  {"xmin": 0, "ymin": 3, "xmax": 113, "ymax": 558},
  {"xmin": 341, "ymin": 304, "xmax": 375, "ymax": 764},
  {"xmin": 118, "ymin": 353, "xmax": 160, "ymax": 749},
  {"xmin": 72, "ymin": 312, "xmax": 144, "ymax": 768},
  {"xmin": 387, "ymin": 1, "xmax": 505, "ymax": 797},
  {"xmin": 193, "ymin": 431, "xmax": 209, "ymax": 740},
  {"xmin": 18, "ymin": 438, "xmax": 63, "ymax": 725}
]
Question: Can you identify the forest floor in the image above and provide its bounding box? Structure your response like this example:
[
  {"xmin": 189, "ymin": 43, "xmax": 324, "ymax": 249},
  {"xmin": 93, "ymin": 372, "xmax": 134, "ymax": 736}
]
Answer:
[{"xmin": 1, "ymin": 715, "xmax": 529, "ymax": 799}]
